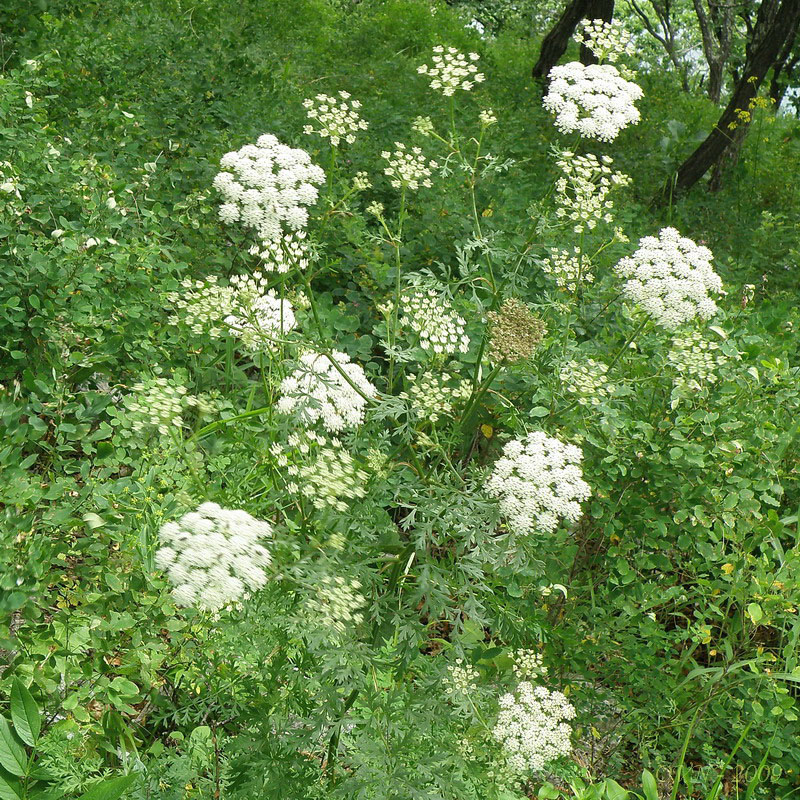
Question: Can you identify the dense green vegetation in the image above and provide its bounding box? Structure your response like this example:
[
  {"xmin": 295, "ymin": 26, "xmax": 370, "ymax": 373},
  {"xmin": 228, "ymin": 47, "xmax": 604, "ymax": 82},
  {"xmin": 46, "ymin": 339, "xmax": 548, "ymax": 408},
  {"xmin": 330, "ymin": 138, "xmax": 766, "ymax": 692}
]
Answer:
[{"xmin": 2, "ymin": 1, "xmax": 800, "ymax": 798}]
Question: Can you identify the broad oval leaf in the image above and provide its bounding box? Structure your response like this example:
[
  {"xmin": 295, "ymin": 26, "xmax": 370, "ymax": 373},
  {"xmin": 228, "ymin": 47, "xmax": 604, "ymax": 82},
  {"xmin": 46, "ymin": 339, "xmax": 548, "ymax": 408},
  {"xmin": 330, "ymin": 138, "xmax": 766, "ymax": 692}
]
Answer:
[
  {"xmin": 0, "ymin": 771, "xmax": 24, "ymax": 800},
  {"xmin": 641, "ymin": 769, "xmax": 659, "ymax": 800},
  {"xmin": 75, "ymin": 774, "xmax": 137, "ymax": 800},
  {"xmin": 10, "ymin": 680, "xmax": 40, "ymax": 747},
  {"xmin": 603, "ymin": 779, "xmax": 629, "ymax": 800},
  {"xmin": 747, "ymin": 602, "xmax": 764, "ymax": 624},
  {"xmin": 0, "ymin": 718, "xmax": 27, "ymax": 777}
]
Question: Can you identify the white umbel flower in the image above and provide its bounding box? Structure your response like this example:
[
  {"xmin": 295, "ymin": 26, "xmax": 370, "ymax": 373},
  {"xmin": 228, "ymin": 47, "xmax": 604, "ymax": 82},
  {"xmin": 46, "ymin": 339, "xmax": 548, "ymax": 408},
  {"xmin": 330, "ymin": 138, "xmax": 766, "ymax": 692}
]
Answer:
[
  {"xmin": 543, "ymin": 62, "xmax": 642, "ymax": 142},
  {"xmin": 278, "ymin": 350, "xmax": 376, "ymax": 432},
  {"xmin": 249, "ymin": 231, "xmax": 312, "ymax": 273},
  {"xmin": 155, "ymin": 503, "xmax": 272, "ymax": 612},
  {"xmin": 445, "ymin": 659, "xmax": 479, "ymax": 699},
  {"xmin": 493, "ymin": 681, "xmax": 575, "ymax": 775},
  {"xmin": 381, "ymin": 142, "xmax": 438, "ymax": 191},
  {"xmin": 544, "ymin": 247, "xmax": 592, "ymax": 292},
  {"xmin": 573, "ymin": 19, "xmax": 633, "ymax": 64},
  {"xmin": 417, "ymin": 46, "xmax": 485, "ymax": 96},
  {"xmin": 352, "ymin": 171, "xmax": 371, "ymax": 191},
  {"xmin": 560, "ymin": 358, "xmax": 613, "ymax": 406},
  {"xmin": 667, "ymin": 330, "xmax": 728, "ymax": 390},
  {"xmin": 554, "ymin": 151, "xmax": 630, "ymax": 233},
  {"xmin": 291, "ymin": 441, "xmax": 369, "ymax": 511},
  {"xmin": 479, "ymin": 108, "xmax": 498, "ymax": 126},
  {"xmin": 400, "ymin": 288, "xmax": 470, "ymax": 354},
  {"xmin": 513, "ymin": 650, "xmax": 548, "ymax": 680},
  {"xmin": 302, "ymin": 575, "xmax": 365, "ymax": 633},
  {"xmin": 213, "ymin": 134, "xmax": 325, "ymax": 243},
  {"xmin": 302, "ymin": 91, "xmax": 369, "ymax": 146},
  {"xmin": 224, "ymin": 274, "xmax": 296, "ymax": 351},
  {"xmin": 614, "ymin": 227, "xmax": 723, "ymax": 329},
  {"xmin": 166, "ymin": 276, "xmax": 235, "ymax": 337},
  {"xmin": 486, "ymin": 432, "xmax": 591, "ymax": 536},
  {"xmin": 412, "ymin": 115, "xmax": 435, "ymax": 136},
  {"xmin": 125, "ymin": 377, "xmax": 199, "ymax": 436},
  {"xmin": 401, "ymin": 372, "xmax": 472, "ymax": 423}
]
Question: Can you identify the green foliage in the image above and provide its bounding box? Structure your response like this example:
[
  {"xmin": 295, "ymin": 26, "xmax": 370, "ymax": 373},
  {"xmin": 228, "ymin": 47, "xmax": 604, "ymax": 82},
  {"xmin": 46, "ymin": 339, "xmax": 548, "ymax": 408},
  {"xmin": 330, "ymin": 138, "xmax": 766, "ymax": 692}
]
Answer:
[
  {"xmin": 2, "ymin": 1, "xmax": 800, "ymax": 798},
  {"xmin": 0, "ymin": 681, "xmax": 135, "ymax": 799}
]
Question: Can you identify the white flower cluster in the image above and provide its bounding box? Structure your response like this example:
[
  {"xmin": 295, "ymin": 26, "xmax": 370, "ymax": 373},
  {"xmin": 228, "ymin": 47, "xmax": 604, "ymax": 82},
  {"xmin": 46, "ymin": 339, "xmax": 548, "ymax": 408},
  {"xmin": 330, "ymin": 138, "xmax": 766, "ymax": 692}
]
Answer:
[
  {"xmin": 353, "ymin": 171, "xmax": 371, "ymax": 191},
  {"xmin": 303, "ymin": 575, "xmax": 365, "ymax": 634},
  {"xmin": 573, "ymin": 19, "xmax": 632, "ymax": 64},
  {"xmin": 400, "ymin": 288, "xmax": 470, "ymax": 354},
  {"xmin": 302, "ymin": 91, "xmax": 368, "ymax": 146},
  {"xmin": 271, "ymin": 430, "xmax": 324, "ymax": 466},
  {"xmin": 224, "ymin": 274, "xmax": 296, "ymax": 351},
  {"xmin": 126, "ymin": 377, "xmax": 198, "ymax": 436},
  {"xmin": 555, "ymin": 151, "xmax": 630, "ymax": 233},
  {"xmin": 667, "ymin": 331, "xmax": 728, "ymax": 390},
  {"xmin": 513, "ymin": 650, "xmax": 548, "ymax": 680},
  {"xmin": 614, "ymin": 228, "xmax": 723, "ymax": 329},
  {"xmin": 544, "ymin": 247, "xmax": 593, "ymax": 292},
  {"xmin": 248, "ymin": 231, "xmax": 312, "ymax": 273},
  {"xmin": 291, "ymin": 441, "xmax": 369, "ymax": 511},
  {"xmin": 479, "ymin": 108, "xmax": 498, "ymax": 126},
  {"xmin": 412, "ymin": 115, "xmax": 435, "ymax": 136},
  {"xmin": 402, "ymin": 372, "xmax": 472, "ymax": 423},
  {"xmin": 446, "ymin": 658, "xmax": 479, "ymax": 698},
  {"xmin": 543, "ymin": 62, "xmax": 642, "ymax": 142},
  {"xmin": 485, "ymin": 432, "xmax": 591, "ymax": 536},
  {"xmin": 278, "ymin": 350, "xmax": 377, "ymax": 432},
  {"xmin": 493, "ymin": 681, "xmax": 576, "ymax": 774},
  {"xmin": 213, "ymin": 134, "xmax": 325, "ymax": 243},
  {"xmin": 382, "ymin": 143, "xmax": 438, "ymax": 190},
  {"xmin": 417, "ymin": 46, "xmax": 485, "ymax": 95},
  {"xmin": 166, "ymin": 276, "xmax": 234, "ymax": 337},
  {"xmin": 559, "ymin": 358, "xmax": 613, "ymax": 406},
  {"xmin": 155, "ymin": 503, "xmax": 272, "ymax": 612}
]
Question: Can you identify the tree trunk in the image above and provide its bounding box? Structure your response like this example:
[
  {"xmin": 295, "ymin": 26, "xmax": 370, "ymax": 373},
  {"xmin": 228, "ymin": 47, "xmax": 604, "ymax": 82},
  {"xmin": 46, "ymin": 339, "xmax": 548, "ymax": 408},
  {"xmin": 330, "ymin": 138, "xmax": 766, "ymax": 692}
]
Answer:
[
  {"xmin": 660, "ymin": 0, "xmax": 800, "ymax": 201},
  {"xmin": 707, "ymin": 59, "xmax": 725, "ymax": 103},
  {"xmin": 627, "ymin": 0, "xmax": 691, "ymax": 92},
  {"xmin": 692, "ymin": 0, "xmax": 736, "ymax": 104},
  {"xmin": 580, "ymin": 0, "xmax": 614, "ymax": 64},
  {"xmin": 532, "ymin": 0, "xmax": 614, "ymax": 79}
]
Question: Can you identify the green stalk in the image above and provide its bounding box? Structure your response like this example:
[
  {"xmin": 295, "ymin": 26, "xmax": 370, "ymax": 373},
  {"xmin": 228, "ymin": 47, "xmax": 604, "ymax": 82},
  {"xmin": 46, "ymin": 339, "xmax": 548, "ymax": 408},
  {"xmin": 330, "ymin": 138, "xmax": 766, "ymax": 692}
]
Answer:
[
  {"xmin": 327, "ymin": 144, "xmax": 338, "ymax": 196},
  {"xmin": 607, "ymin": 316, "xmax": 649, "ymax": 372},
  {"xmin": 460, "ymin": 363, "xmax": 502, "ymax": 436},
  {"xmin": 670, "ymin": 707, "xmax": 701, "ymax": 800},
  {"xmin": 326, "ymin": 540, "xmax": 417, "ymax": 783},
  {"xmin": 170, "ymin": 428, "xmax": 206, "ymax": 497},
  {"xmin": 325, "ymin": 686, "xmax": 360, "ymax": 780},
  {"xmin": 302, "ymin": 272, "xmax": 379, "ymax": 405},
  {"xmin": 387, "ymin": 188, "xmax": 407, "ymax": 392}
]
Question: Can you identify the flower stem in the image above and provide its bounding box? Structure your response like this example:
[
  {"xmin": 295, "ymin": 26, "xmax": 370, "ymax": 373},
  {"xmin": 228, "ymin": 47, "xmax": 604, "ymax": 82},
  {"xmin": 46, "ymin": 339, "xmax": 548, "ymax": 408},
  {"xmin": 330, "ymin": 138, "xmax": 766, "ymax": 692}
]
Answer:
[
  {"xmin": 607, "ymin": 316, "xmax": 649, "ymax": 372},
  {"xmin": 460, "ymin": 363, "xmax": 502, "ymax": 434},
  {"xmin": 387, "ymin": 188, "xmax": 407, "ymax": 391}
]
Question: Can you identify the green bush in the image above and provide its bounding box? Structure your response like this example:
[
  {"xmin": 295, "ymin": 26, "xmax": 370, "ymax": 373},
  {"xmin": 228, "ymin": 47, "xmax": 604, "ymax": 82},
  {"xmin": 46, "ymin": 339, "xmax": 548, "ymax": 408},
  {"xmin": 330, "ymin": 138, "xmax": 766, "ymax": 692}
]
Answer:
[{"xmin": 2, "ymin": 2, "xmax": 800, "ymax": 798}]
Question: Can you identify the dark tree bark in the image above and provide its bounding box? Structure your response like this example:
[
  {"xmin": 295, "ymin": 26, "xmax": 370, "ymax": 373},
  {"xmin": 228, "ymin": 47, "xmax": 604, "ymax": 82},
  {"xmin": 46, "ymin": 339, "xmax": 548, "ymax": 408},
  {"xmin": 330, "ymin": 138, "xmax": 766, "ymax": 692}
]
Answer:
[
  {"xmin": 661, "ymin": 0, "xmax": 800, "ymax": 202},
  {"xmin": 532, "ymin": 0, "xmax": 614, "ymax": 80}
]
